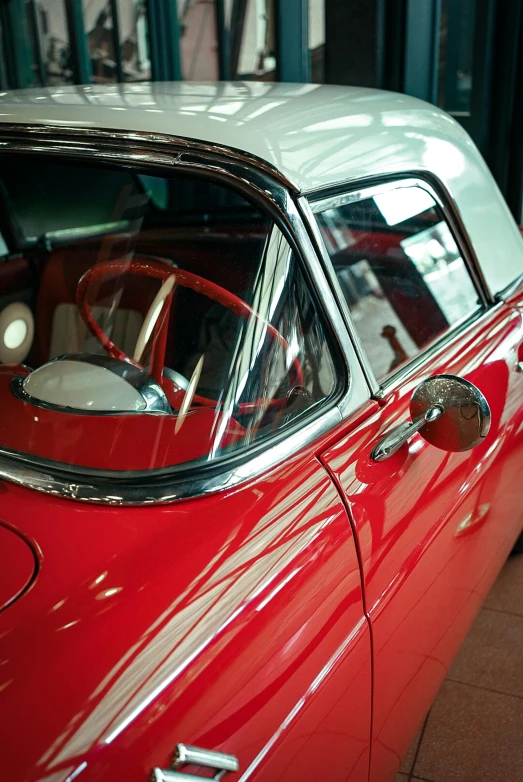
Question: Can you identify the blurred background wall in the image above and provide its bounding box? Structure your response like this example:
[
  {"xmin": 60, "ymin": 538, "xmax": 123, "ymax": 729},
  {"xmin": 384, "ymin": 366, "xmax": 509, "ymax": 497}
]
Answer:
[{"xmin": 0, "ymin": 0, "xmax": 521, "ymax": 221}]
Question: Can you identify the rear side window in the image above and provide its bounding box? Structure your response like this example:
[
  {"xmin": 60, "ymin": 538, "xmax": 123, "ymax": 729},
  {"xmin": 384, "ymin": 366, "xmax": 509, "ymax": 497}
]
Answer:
[{"xmin": 314, "ymin": 182, "xmax": 481, "ymax": 382}]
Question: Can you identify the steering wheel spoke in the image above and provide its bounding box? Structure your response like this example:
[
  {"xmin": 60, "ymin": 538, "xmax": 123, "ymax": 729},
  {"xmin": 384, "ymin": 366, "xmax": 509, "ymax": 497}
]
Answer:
[{"xmin": 76, "ymin": 256, "xmax": 304, "ymax": 415}]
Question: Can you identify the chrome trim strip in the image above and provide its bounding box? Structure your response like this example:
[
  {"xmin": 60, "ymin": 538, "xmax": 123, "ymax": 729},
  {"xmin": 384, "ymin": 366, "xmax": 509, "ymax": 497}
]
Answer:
[
  {"xmin": 375, "ymin": 302, "xmax": 504, "ymax": 399},
  {"xmin": 496, "ymin": 270, "xmax": 523, "ymax": 301},
  {"xmin": 283, "ymin": 194, "xmax": 355, "ymax": 406},
  {"xmin": 0, "ymin": 122, "xmax": 298, "ymax": 191},
  {"xmin": 298, "ymin": 195, "xmax": 379, "ymax": 398},
  {"xmin": 0, "ymin": 123, "xmax": 357, "ymax": 505},
  {"xmin": 0, "ymin": 408, "xmax": 342, "ymax": 505},
  {"xmin": 309, "ymin": 179, "xmax": 407, "ymax": 214},
  {"xmin": 45, "ymin": 219, "xmax": 130, "ymax": 242}
]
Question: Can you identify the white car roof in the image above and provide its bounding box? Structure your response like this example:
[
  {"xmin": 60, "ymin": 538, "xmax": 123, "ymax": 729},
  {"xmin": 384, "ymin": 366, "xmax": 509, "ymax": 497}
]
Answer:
[{"xmin": 0, "ymin": 81, "xmax": 521, "ymax": 294}]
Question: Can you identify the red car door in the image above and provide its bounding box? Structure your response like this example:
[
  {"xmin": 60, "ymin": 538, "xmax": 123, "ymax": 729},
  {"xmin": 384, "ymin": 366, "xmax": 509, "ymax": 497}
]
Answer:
[
  {"xmin": 0, "ymin": 456, "xmax": 372, "ymax": 782},
  {"xmin": 312, "ymin": 179, "xmax": 523, "ymax": 782}
]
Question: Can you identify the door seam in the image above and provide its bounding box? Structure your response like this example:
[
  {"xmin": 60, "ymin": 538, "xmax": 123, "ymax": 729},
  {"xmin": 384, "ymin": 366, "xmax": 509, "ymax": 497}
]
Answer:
[{"xmin": 317, "ymin": 453, "xmax": 375, "ymax": 782}]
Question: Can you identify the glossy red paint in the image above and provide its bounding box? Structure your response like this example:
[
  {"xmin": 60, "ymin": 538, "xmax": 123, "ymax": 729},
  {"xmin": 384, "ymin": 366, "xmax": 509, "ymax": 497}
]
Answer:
[
  {"xmin": 321, "ymin": 302, "xmax": 523, "ymax": 782},
  {"xmin": 0, "ymin": 449, "xmax": 371, "ymax": 782}
]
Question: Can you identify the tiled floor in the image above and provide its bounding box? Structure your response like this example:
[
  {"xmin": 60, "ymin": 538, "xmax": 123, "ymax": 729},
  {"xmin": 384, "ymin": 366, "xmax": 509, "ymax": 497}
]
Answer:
[{"xmin": 396, "ymin": 552, "xmax": 523, "ymax": 782}]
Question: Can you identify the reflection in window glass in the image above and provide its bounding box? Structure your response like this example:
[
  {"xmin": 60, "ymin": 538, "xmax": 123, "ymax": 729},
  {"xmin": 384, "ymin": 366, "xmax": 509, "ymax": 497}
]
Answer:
[
  {"xmin": 0, "ymin": 19, "xmax": 8, "ymax": 88},
  {"xmin": 179, "ymin": 0, "xmax": 219, "ymax": 80},
  {"xmin": 308, "ymin": 0, "xmax": 325, "ymax": 83},
  {"xmin": 228, "ymin": 0, "xmax": 276, "ymax": 80},
  {"xmin": 316, "ymin": 185, "xmax": 481, "ymax": 381},
  {"xmin": 83, "ymin": 0, "xmax": 117, "ymax": 83},
  {"xmin": 117, "ymin": 0, "xmax": 151, "ymax": 81},
  {"xmin": 36, "ymin": 0, "xmax": 73, "ymax": 85},
  {"xmin": 0, "ymin": 156, "xmax": 341, "ymax": 473},
  {"xmin": 438, "ymin": 0, "xmax": 476, "ymax": 115},
  {"xmin": 24, "ymin": 0, "xmax": 44, "ymax": 86}
]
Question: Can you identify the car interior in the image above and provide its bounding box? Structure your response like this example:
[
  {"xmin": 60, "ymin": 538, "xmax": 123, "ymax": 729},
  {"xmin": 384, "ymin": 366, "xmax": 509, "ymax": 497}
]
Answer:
[{"xmin": 0, "ymin": 155, "xmax": 340, "ymax": 471}]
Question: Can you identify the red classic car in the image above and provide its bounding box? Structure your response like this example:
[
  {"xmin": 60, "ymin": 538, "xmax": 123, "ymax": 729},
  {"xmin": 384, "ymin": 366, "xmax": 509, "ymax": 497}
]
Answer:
[{"xmin": 0, "ymin": 82, "xmax": 522, "ymax": 782}]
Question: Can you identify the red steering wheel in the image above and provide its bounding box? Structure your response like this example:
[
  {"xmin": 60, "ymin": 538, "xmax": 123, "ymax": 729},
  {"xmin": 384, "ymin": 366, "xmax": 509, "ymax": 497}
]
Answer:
[{"xmin": 76, "ymin": 257, "xmax": 303, "ymax": 413}]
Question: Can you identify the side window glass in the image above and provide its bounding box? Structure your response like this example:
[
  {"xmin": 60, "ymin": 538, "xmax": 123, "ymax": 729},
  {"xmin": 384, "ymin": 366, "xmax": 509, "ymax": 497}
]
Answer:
[
  {"xmin": 315, "ymin": 184, "xmax": 481, "ymax": 382},
  {"xmin": 0, "ymin": 157, "xmax": 343, "ymax": 474}
]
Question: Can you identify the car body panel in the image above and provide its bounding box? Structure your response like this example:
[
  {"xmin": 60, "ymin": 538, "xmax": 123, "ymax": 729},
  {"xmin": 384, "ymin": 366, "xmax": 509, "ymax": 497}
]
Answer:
[
  {"xmin": 321, "ymin": 301, "xmax": 523, "ymax": 781},
  {"xmin": 0, "ymin": 82, "xmax": 520, "ymax": 294},
  {"xmin": 0, "ymin": 83, "xmax": 522, "ymax": 782},
  {"xmin": 0, "ymin": 449, "xmax": 371, "ymax": 782}
]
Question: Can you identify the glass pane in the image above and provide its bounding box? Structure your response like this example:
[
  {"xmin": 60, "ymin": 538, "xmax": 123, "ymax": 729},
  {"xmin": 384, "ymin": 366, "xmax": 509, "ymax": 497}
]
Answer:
[
  {"xmin": 0, "ymin": 156, "xmax": 341, "ymax": 475},
  {"xmin": 179, "ymin": 0, "xmax": 219, "ymax": 80},
  {"xmin": 308, "ymin": 0, "xmax": 325, "ymax": 83},
  {"xmin": 24, "ymin": 0, "xmax": 44, "ymax": 86},
  {"xmin": 315, "ymin": 184, "xmax": 481, "ymax": 381},
  {"xmin": 228, "ymin": 0, "xmax": 276, "ymax": 80},
  {"xmin": 0, "ymin": 19, "xmax": 8, "ymax": 89},
  {"xmin": 117, "ymin": 0, "xmax": 151, "ymax": 81},
  {"xmin": 438, "ymin": 0, "xmax": 476, "ymax": 115},
  {"xmin": 83, "ymin": 0, "xmax": 118, "ymax": 83},
  {"xmin": 33, "ymin": 0, "xmax": 74, "ymax": 85}
]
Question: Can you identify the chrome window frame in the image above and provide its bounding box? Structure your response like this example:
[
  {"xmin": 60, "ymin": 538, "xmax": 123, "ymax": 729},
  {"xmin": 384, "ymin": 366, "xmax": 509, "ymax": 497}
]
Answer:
[
  {"xmin": 305, "ymin": 174, "xmax": 495, "ymax": 399},
  {"xmin": 0, "ymin": 124, "xmax": 369, "ymax": 505}
]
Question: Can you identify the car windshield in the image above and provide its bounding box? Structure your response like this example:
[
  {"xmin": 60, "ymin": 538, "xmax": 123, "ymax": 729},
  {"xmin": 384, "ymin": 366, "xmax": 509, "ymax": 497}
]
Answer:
[{"xmin": 0, "ymin": 156, "xmax": 341, "ymax": 474}]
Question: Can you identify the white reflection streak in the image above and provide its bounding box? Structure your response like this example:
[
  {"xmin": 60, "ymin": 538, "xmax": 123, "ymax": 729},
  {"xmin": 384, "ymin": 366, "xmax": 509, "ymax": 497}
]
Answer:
[
  {"xmin": 64, "ymin": 762, "xmax": 88, "ymax": 782},
  {"xmin": 102, "ymin": 500, "xmax": 333, "ymax": 745},
  {"xmin": 238, "ymin": 616, "xmax": 366, "ymax": 780},
  {"xmin": 105, "ymin": 561, "xmax": 306, "ymax": 743},
  {"xmin": 256, "ymin": 568, "xmax": 302, "ymax": 611},
  {"xmin": 107, "ymin": 555, "xmax": 307, "ymax": 744},
  {"xmin": 209, "ymin": 226, "xmax": 291, "ymax": 457},
  {"xmin": 245, "ymin": 101, "xmax": 285, "ymax": 121},
  {"xmin": 51, "ymin": 482, "xmax": 332, "ymax": 765}
]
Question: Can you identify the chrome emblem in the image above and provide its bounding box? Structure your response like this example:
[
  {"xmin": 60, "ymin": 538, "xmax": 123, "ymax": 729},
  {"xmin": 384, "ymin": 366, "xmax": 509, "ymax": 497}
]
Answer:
[{"xmin": 152, "ymin": 743, "xmax": 239, "ymax": 781}]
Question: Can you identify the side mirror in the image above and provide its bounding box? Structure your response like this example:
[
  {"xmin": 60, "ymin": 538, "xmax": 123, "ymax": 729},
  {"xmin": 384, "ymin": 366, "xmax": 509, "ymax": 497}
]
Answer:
[{"xmin": 371, "ymin": 374, "xmax": 491, "ymax": 462}]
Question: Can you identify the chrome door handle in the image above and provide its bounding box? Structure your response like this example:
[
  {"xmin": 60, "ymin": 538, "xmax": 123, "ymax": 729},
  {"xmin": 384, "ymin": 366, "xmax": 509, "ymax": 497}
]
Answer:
[
  {"xmin": 152, "ymin": 744, "xmax": 239, "ymax": 781},
  {"xmin": 371, "ymin": 405, "xmax": 443, "ymax": 462}
]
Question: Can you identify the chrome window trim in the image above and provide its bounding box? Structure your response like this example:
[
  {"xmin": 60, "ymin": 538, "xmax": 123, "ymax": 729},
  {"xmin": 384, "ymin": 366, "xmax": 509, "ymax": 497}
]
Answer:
[
  {"xmin": 0, "ymin": 125, "xmax": 363, "ymax": 505},
  {"xmin": 306, "ymin": 175, "xmax": 494, "ymax": 399},
  {"xmin": 374, "ymin": 302, "xmax": 505, "ymax": 399},
  {"xmin": 0, "ymin": 408, "xmax": 342, "ymax": 505},
  {"xmin": 496, "ymin": 270, "xmax": 523, "ymax": 301},
  {"xmin": 298, "ymin": 195, "xmax": 379, "ymax": 398},
  {"xmin": 0, "ymin": 123, "xmax": 298, "ymax": 191}
]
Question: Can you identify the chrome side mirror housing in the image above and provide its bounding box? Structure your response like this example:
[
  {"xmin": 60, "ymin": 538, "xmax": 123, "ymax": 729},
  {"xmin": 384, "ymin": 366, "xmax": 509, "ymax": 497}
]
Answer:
[
  {"xmin": 371, "ymin": 374, "xmax": 491, "ymax": 461},
  {"xmin": 410, "ymin": 374, "xmax": 491, "ymax": 452}
]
